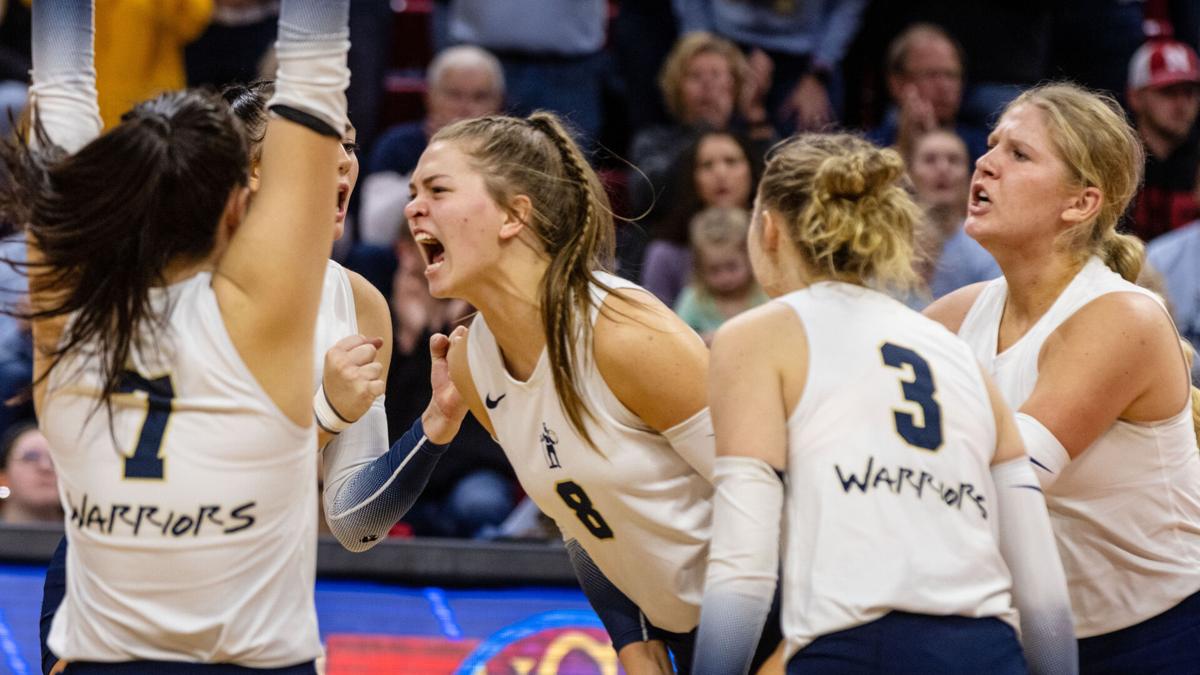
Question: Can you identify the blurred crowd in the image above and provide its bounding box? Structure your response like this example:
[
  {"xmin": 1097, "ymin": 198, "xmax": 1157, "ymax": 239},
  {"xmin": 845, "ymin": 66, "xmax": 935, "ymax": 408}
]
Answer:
[{"xmin": 3, "ymin": 0, "xmax": 1200, "ymax": 539}]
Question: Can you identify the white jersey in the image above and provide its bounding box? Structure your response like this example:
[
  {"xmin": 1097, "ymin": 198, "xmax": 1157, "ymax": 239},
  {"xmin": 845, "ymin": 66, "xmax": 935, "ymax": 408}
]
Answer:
[
  {"xmin": 777, "ymin": 282, "xmax": 1016, "ymax": 658},
  {"xmin": 314, "ymin": 260, "xmax": 358, "ymax": 388},
  {"xmin": 466, "ymin": 273, "xmax": 713, "ymax": 632},
  {"xmin": 42, "ymin": 272, "xmax": 322, "ymax": 666},
  {"xmin": 959, "ymin": 256, "xmax": 1200, "ymax": 637}
]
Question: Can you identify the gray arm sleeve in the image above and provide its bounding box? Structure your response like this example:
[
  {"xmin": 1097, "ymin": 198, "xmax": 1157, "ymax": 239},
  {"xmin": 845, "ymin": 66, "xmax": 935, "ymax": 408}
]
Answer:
[
  {"xmin": 29, "ymin": 0, "xmax": 102, "ymax": 153},
  {"xmin": 321, "ymin": 401, "xmax": 448, "ymax": 551},
  {"xmin": 694, "ymin": 456, "xmax": 783, "ymax": 675}
]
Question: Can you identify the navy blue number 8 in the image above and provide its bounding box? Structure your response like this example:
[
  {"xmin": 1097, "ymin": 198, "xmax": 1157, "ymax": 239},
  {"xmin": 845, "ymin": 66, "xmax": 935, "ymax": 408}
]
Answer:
[
  {"xmin": 880, "ymin": 343, "xmax": 943, "ymax": 451},
  {"xmin": 116, "ymin": 371, "xmax": 175, "ymax": 479},
  {"xmin": 556, "ymin": 480, "xmax": 614, "ymax": 539}
]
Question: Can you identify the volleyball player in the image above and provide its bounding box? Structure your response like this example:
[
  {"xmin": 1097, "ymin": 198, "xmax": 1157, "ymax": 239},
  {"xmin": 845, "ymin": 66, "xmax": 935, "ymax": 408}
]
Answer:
[
  {"xmin": 35, "ymin": 79, "xmax": 468, "ymax": 675},
  {"xmin": 691, "ymin": 133, "xmax": 1075, "ymax": 674},
  {"xmin": 1, "ymin": 0, "xmax": 357, "ymax": 669},
  {"xmin": 219, "ymin": 80, "xmax": 467, "ymax": 551},
  {"xmin": 926, "ymin": 82, "xmax": 1200, "ymax": 672},
  {"xmin": 404, "ymin": 113, "xmax": 779, "ymax": 673}
]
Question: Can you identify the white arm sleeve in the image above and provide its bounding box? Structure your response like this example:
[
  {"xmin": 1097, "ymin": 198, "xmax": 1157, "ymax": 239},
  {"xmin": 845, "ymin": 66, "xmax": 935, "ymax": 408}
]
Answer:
[
  {"xmin": 693, "ymin": 456, "xmax": 783, "ymax": 675},
  {"xmin": 991, "ymin": 457, "xmax": 1078, "ymax": 675},
  {"xmin": 29, "ymin": 0, "xmax": 102, "ymax": 153},
  {"xmin": 267, "ymin": 0, "xmax": 351, "ymax": 138},
  {"xmin": 662, "ymin": 407, "xmax": 715, "ymax": 483},
  {"xmin": 1015, "ymin": 413, "xmax": 1070, "ymax": 489}
]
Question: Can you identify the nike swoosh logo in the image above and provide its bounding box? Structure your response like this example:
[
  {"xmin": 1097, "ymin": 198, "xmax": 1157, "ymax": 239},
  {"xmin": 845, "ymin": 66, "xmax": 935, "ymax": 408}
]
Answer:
[{"xmin": 485, "ymin": 393, "xmax": 506, "ymax": 409}]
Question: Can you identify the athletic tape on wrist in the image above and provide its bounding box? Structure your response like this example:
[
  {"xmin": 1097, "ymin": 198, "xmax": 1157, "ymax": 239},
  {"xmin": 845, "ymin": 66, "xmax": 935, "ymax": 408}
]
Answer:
[{"xmin": 314, "ymin": 382, "xmax": 353, "ymax": 434}]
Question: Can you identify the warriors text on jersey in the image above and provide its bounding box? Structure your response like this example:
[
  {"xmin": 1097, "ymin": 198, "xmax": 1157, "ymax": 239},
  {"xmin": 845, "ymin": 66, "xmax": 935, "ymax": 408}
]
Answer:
[
  {"xmin": 776, "ymin": 282, "xmax": 1015, "ymax": 658},
  {"xmin": 42, "ymin": 272, "xmax": 321, "ymax": 666}
]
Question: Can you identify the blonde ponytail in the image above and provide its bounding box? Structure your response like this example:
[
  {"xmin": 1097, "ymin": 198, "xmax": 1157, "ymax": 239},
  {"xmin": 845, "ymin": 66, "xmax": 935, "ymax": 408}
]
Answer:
[{"xmin": 1099, "ymin": 231, "xmax": 1145, "ymax": 283}]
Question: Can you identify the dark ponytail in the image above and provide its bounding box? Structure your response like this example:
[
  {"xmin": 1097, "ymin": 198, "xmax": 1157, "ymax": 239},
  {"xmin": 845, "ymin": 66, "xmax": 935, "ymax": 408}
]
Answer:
[
  {"xmin": 221, "ymin": 80, "xmax": 276, "ymax": 163},
  {"xmin": 0, "ymin": 89, "xmax": 248, "ymax": 407}
]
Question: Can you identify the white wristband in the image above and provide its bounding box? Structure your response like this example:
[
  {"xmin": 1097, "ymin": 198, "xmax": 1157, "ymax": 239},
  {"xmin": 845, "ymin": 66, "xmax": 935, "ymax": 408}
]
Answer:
[{"xmin": 313, "ymin": 382, "xmax": 352, "ymax": 434}]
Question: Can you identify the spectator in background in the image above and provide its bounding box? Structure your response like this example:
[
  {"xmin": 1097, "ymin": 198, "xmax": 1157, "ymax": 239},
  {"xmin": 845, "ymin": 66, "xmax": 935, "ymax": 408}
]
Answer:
[
  {"xmin": 89, "ymin": 0, "xmax": 213, "ymax": 127},
  {"xmin": 1146, "ymin": 149, "xmax": 1200, "ymax": 383},
  {"xmin": 0, "ymin": 0, "xmax": 29, "ymax": 137},
  {"xmin": 0, "ymin": 423, "xmax": 60, "ymax": 525},
  {"xmin": 441, "ymin": 0, "xmax": 607, "ymax": 142},
  {"xmin": 673, "ymin": 0, "xmax": 868, "ymax": 133},
  {"xmin": 868, "ymin": 23, "xmax": 988, "ymax": 164},
  {"xmin": 1129, "ymin": 37, "xmax": 1200, "ymax": 241},
  {"xmin": 185, "ymin": 0, "xmax": 278, "ymax": 90},
  {"xmin": 903, "ymin": 129, "xmax": 998, "ymax": 309},
  {"xmin": 673, "ymin": 206, "xmax": 766, "ymax": 344},
  {"xmin": 387, "ymin": 227, "xmax": 517, "ymax": 539},
  {"xmin": 643, "ymin": 129, "xmax": 760, "ymax": 307},
  {"xmin": 1147, "ymin": 211, "xmax": 1200, "ymax": 383},
  {"xmin": 360, "ymin": 45, "xmax": 504, "ymax": 246},
  {"xmin": 625, "ymin": 33, "xmax": 771, "ymax": 274}
]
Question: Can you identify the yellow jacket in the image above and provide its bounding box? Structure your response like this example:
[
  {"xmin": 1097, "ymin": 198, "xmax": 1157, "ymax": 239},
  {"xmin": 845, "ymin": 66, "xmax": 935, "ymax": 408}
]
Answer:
[{"xmin": 26, "ymin": 0, "xmax": 214, "ymax": 128}]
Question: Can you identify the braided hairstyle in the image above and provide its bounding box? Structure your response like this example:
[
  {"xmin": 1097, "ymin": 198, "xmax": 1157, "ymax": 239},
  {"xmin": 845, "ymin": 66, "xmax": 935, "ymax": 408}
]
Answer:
[{"xmin": 432, "ymin": 111, "xmax": 616, "ymax": 447}]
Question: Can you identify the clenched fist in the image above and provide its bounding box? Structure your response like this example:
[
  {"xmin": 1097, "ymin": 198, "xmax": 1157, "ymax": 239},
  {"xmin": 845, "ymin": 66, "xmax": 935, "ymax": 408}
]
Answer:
[{"xmin": 321, "ymin": 334, "xmax": 386, "ymax": 424}]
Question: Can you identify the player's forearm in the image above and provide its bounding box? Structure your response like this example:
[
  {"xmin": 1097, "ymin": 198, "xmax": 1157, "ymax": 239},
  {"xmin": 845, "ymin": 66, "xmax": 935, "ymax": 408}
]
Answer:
[
  {"xmin": 323, "ymin": 409, "xmax": 447, "ymax": 551},
  {"xmin": 29, "ymin": 0, "xmax": 102, "ymax": 153}
]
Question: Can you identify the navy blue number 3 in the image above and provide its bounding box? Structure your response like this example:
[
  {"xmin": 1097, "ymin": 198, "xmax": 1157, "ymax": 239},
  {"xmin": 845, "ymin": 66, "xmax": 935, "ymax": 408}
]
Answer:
[
  {"xmin": 116, "ymin": 371, "xmax": 175, "ymax": 479},
  {"xmin": 880, "ymin": 343, "xmax": 943, "ymax": 451}
]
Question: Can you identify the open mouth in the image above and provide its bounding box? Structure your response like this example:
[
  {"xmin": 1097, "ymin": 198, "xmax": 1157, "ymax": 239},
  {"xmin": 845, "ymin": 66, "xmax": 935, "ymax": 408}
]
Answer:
[
  {"xmin": 336, "ymin": 185, "xmax": 350, "ymax": 220},
  {"xmin": 971, "ymin": 184, "xmax": 991, "ymax": 206},
  {"xmin": 414, "ymin": 231, "xmax": 446, "ymax": 269}
]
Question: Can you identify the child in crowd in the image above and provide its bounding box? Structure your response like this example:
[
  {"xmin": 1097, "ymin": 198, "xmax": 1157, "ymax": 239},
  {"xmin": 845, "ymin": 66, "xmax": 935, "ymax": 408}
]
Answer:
[{"xmin": 674, "ymin": 207, "xmax": 768, "ymax": 344}]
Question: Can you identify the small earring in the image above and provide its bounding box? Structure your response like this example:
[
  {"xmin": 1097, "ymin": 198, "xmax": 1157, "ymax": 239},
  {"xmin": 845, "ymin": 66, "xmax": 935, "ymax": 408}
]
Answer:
[{"xmin": 0, "ymin": 485, "xmax": 9, "ymax": 499}]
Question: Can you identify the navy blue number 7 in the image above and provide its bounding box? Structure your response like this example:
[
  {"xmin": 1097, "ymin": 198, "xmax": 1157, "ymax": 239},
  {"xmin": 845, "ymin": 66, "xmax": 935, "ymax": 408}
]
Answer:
[
  {"xmin": 880, "ymin": 343, "xmax": 943, "ymax": 451},
  {"xmin": 116, "ymin": 371, "xmax": 175, "ymax": 479}
]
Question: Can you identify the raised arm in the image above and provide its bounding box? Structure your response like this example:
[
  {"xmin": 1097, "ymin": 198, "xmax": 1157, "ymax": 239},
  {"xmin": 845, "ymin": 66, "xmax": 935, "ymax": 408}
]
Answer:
[
  {"xmin": 28, "ymin": 0, "xmax": 102, "ymax": 154},
  {"xmin": 322, "ymin": 322, "xmax": 470, "ymax": 552},
  {"xmin": 26, "ymin": 0, "xmax": 103, "ymax": 413},
  {"xmin": 213, "ymin": 0, "xmax": 350, "ymax": 427}
]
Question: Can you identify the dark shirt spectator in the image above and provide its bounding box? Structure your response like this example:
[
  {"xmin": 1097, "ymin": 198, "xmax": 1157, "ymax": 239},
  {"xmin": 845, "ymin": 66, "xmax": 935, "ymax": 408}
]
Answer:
[
  {"xmin": 359, "ymin": 45, "xmax": 504, "ymax": 246},
  {"xmin": 625, "ymin": 33, "xmax": 772, "ymax": 271},
  {"xmin": 867, "ymin": 23, "xmax": 988, "ymax": 165},
  {"xmin": 1128, "ymin": 38, "xmax": 1200, "ymax": 241},
  {"xmin": 643, "ymin": 130, "xmax": 760, "ymax": 307},
  {"xmin": 185, "ymin": 0, "xmax": 278, "ymax": 90}
]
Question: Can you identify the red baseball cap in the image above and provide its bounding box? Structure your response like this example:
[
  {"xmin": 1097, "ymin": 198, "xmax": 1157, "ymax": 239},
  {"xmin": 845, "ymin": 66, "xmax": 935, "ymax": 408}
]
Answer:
[{"xmin": 1128, "ymin": 39, "xmax": 1200, "ymax": 91}]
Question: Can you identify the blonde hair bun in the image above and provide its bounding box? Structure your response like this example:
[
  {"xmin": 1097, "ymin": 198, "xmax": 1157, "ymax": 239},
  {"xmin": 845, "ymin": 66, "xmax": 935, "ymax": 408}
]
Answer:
[
  {"xmin": 758, "ymin": 133, "xmax": 922, "ymax": 289},
  {"xmin": 812, "ymin": 147, "xmax": 906, "ymax": 202}
]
